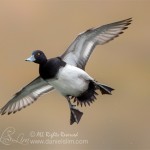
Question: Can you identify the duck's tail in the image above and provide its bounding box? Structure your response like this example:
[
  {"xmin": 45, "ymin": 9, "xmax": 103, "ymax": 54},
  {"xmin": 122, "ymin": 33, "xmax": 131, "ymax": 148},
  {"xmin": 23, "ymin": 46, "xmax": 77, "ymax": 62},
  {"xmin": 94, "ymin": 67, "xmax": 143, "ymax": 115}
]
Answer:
[
  {"xmin": 95, "ymin": 82, "xmax": 114, "ymax": 95},
  {"xmin": 73, "ymin": 80, "xmax": 114, "ymax": 107}
]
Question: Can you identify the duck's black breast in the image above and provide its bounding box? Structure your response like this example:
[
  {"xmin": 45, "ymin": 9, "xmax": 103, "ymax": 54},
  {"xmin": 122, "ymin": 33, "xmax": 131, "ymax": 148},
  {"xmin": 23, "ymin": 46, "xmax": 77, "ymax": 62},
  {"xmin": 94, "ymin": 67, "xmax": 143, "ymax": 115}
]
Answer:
[{"xmin": 39, "ymin": 57, "xmax": 66, "ymax": 80}]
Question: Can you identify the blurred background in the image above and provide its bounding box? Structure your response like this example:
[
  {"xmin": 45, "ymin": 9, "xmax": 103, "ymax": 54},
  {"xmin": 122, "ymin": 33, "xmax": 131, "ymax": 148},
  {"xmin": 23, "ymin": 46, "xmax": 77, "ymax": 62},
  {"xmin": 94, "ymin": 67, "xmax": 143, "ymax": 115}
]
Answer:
[{"xmin": 0, "ymin": 0, "xmax": 150, "ymax": 150}]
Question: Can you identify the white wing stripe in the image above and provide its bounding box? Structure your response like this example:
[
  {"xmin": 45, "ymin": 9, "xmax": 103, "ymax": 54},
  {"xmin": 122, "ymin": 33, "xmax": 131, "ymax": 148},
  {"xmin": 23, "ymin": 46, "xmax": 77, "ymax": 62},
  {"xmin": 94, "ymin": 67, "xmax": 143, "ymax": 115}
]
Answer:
[
  {"xmin": 19, "ymin": 100, "xmax": 23, "ymax": 109},
  {"xmin": 23, "ymin": 100, "xmax": 27, "ymax": 107},
  {"xmin": 10, "ymin": 103, "xmax": 15, "ymax": 113},
  {"xmin": 83, "ymin": 41, "xmax": 94, "ymax": 59}
]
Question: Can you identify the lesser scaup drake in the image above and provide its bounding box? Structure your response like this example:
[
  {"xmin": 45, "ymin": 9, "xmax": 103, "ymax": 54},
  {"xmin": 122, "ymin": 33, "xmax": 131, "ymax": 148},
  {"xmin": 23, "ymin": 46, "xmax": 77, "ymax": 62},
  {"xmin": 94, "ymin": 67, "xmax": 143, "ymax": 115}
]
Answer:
[{"xmin": 0, "ymin": 18, "xmax": 132, "ymax": 124}]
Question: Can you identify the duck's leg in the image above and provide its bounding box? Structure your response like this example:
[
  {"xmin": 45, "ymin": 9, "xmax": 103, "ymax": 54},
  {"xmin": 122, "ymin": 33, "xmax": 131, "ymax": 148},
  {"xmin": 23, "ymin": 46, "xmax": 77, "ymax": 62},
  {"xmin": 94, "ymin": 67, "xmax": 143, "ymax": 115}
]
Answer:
[{"xmin": 66, "ymin": 96, "xmax": 83, "ymax": 125}]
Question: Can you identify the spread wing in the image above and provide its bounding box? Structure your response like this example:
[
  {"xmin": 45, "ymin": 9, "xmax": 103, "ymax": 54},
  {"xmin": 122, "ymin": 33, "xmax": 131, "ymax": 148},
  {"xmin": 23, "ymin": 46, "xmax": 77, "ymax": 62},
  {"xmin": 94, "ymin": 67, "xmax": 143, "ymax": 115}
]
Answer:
[
  {"xmin": 0, "ymin": 77, "xmax": 54, "ymax": 115},
  {"xmin": 61, "ymin": 18, "xmax": 132, "ymax": 69}
]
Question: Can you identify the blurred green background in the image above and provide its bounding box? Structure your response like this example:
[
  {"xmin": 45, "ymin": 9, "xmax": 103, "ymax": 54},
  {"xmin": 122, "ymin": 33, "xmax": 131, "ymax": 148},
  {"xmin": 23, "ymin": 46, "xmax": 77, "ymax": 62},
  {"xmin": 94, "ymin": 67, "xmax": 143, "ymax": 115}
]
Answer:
[{"xmin": 0, "ymin": 0, "xmax": 150, "ymax": 150}]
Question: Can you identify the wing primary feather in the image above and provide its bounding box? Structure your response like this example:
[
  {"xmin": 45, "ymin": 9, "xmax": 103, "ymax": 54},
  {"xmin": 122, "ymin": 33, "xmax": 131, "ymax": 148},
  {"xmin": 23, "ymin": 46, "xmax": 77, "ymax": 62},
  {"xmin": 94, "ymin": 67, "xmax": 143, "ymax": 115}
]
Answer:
[
  {"xmin": 0, "ymin": 77, "xmax": 54, "ymax": 115},
  {"xmin": 62, "ymin": 18, "xmax": 132, "ymax": 69}
]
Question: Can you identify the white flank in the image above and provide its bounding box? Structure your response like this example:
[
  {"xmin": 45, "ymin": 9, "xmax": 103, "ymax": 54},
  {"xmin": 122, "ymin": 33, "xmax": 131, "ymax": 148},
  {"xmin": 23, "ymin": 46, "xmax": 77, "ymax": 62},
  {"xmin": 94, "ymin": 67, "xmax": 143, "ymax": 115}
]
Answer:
[{"xmin": 50, "ymin": 64, "xmax": 93, "ymax": 97}]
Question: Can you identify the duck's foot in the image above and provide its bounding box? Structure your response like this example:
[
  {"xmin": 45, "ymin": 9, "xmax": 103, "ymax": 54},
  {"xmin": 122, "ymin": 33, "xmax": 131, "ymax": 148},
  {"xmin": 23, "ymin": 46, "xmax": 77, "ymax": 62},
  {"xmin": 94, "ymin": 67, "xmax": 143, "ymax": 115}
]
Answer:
[
  {"xmin": 66, "ymin": 96, "xmax": 83, "ymax": 125},
  {"xmin": 70, "ymin": 107, "xmax": 83, "ymax": 125}
]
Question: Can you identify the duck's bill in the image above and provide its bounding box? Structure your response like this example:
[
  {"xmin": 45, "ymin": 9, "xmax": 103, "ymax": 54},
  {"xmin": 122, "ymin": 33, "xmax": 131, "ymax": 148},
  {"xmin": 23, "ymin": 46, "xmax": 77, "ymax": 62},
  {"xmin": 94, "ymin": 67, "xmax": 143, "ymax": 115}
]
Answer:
[{"xmin": 25, "ymin": 55, "xmax": 36, "ymax": 62}]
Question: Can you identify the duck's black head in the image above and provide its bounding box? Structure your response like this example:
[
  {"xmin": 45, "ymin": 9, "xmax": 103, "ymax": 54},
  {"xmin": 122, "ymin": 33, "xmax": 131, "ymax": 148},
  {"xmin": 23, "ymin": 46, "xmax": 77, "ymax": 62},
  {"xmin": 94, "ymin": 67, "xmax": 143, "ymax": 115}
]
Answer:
[{"xmin": 25, "ymin": 50, "xmax": 47, "ymax": 64}]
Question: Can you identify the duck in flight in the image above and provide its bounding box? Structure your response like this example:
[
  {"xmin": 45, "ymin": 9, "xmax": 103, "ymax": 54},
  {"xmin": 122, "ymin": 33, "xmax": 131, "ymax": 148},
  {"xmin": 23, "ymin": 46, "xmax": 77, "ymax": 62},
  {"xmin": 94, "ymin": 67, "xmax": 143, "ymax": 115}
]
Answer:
[{"xmin": 0, "ymin": 18, "xmax": 132, "ymax": 125}]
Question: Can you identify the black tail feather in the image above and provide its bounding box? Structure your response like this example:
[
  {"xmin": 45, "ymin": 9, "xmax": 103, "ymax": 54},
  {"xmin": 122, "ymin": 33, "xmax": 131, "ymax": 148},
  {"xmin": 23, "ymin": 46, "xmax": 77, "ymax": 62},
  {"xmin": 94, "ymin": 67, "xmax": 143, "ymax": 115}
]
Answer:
[
  {"xmin": 70, "ymin": 108, "xmax": 83, "ymax": 125},
  {"xmin": 96, "ymin": 83, "xmax": 114, "ymax": 95},
  {"xmin": 72, "ymin": 81, "xmax": 114, "ymax": 107}
]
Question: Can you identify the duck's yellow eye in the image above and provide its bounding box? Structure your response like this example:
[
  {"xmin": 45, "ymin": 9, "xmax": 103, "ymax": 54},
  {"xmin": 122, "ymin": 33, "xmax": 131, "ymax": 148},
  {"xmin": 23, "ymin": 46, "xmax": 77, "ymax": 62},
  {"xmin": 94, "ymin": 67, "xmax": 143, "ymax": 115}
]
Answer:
[{"xmin": 37, "ymin": 53, "xmax": 40, "ymax": 56}]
